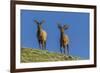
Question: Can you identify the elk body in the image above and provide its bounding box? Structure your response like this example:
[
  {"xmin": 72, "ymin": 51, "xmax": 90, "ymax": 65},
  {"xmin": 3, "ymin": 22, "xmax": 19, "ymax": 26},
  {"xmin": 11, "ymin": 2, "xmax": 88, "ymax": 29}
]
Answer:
[
  {"xmin": 34, "ymin": 20, "xmax": 47, "ymax": 50},
  {"xmin": 58, "ymin": 24, "xmax": 69, "ymax": 55}
]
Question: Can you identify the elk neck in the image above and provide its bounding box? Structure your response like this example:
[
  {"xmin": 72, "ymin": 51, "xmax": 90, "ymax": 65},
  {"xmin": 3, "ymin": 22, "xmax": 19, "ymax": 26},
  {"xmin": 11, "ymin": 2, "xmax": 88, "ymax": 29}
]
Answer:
[
  {"xmin": 37, "ymin": 28, "xmax": 42, "ymax": 34},
  {"xmin": 60, "ymin": 31, "xmax": 65, "ymax": 38}
]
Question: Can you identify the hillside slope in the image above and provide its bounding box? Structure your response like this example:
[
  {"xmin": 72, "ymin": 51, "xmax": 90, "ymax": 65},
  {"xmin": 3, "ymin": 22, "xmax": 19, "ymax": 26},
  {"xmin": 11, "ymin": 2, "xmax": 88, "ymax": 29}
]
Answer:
[{"xmin": 21, "ymin": 48, "xmax": 80, "ymax": 63}]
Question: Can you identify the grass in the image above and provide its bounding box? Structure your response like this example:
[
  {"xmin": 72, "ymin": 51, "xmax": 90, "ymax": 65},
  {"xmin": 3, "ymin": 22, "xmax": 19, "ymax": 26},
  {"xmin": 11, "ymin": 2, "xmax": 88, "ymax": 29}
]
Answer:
[{"xmin": 21, "ymin": 48, "xmax": 80, "ymax": 63}]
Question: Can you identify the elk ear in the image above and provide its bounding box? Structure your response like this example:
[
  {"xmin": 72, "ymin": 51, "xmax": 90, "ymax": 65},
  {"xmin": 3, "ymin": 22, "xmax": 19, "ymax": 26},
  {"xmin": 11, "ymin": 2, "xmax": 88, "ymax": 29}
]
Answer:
[
  {"xmin": 34, "ymin": 20, "xmax": 39, "ymax": 24},
  {"xmin": 40, "ymin": 20, "xmax": 45, "ymax": 25},
  {"xmin": 57, "ymin": 24, "xmax": 62, "ymax": 29},
  {"xmin": 63, "ymin": 24, "xmax": 69, "ymax": 30}
]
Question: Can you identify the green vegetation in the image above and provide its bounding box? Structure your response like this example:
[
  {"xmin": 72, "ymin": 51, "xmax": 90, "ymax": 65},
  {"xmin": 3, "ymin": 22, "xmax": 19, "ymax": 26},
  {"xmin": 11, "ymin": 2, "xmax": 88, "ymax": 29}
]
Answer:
[{"xmin": 21, "ymin": 48, "xmax": 80, "ymax": 63}]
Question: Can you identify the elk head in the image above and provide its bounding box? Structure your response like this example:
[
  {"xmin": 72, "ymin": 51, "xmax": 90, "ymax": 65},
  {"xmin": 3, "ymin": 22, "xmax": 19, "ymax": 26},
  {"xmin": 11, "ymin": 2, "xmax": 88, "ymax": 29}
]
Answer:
[
  {"xmin": 34, "ymin": 20, "xmax": 45, "ymax": 31},
  {"xmin": 58, "ymin": 24, "xmax": 69, "ymax": 33}
]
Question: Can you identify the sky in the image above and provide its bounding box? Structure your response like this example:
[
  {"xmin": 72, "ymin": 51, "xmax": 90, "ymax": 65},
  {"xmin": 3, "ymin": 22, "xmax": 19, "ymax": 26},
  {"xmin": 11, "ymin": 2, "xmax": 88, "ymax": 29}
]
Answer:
[{"xmin": 21, "ymin": 9, "xmax": 90, "ymax": 59}]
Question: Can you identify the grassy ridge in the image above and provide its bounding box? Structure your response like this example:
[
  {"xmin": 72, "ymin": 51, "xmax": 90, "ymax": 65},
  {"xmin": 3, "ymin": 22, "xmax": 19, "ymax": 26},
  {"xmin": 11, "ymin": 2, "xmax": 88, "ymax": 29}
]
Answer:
[{"xmin": 21, "ymin": 48, "xmax": 80, "ymax": 63}]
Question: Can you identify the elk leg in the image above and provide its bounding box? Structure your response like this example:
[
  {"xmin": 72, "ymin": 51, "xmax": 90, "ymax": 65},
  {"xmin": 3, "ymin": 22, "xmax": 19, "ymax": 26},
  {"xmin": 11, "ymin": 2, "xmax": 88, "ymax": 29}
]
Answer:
[
  {"xmin": 42, "ymin": 41, "xmax": 44, "ymax": 50},
  {"xmin": 64, "ymin": 46, "xmax": 66, "ymax": 55},
  {"xmin": 41, "ymin": 42, "xmax": 43, "ymax": 50},
  {"xmin": 67, "ymin": 44, "xmax": 69, "ymax": 55},
  {"xmin": 60, "ymin": 43, "xmax": 62, "ymax": 54},
  {"xmin": 44, "ymin": 41, "xmax": 46, "ymax": 50},
  {"xmin": 38, "ymin": 40, "xmax": 41, "ymax": 49},
  {"xmin": 64, "ymin": 49, "xmax": 66, "ymax": 55}
]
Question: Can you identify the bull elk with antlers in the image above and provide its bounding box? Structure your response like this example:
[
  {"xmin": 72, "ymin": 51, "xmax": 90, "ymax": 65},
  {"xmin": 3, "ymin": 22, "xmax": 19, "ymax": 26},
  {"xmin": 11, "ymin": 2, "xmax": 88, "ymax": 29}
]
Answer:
[
  {"xmin": 34, "ymin": 20, "xmax": 47, "ymax": 50},
  {"xmin": 58, "ymin": 24, "xmax": 70, "ymax": 55}
]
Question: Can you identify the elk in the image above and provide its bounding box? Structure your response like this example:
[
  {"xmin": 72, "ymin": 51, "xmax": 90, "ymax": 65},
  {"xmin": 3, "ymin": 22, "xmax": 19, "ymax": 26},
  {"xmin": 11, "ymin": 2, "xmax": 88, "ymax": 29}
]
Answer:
[
  {"xmin": 34, "ymin": 20, "xmax": 47, "ymax": 50},
  {"xmin": 58, "ymin": 24, "xmax": 69, "ymax": 55}
]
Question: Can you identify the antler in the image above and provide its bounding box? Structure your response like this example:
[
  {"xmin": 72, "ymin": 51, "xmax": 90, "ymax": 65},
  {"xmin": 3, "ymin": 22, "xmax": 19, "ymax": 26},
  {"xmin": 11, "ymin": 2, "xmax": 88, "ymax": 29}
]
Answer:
[
  {"xmin": 34, "ymin": 20, "xmax": 39, "ymax": 24},
  {"xmin": 57, "ymin": 23, "xmax": 62, "ymax": 29},
  {"xmin": 40, "ymin": 20, "xmax": 45, "ymax": 24},
  {"xmin": 63, "ymin": 24, "xmax": 69, "ymax": 30}
]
